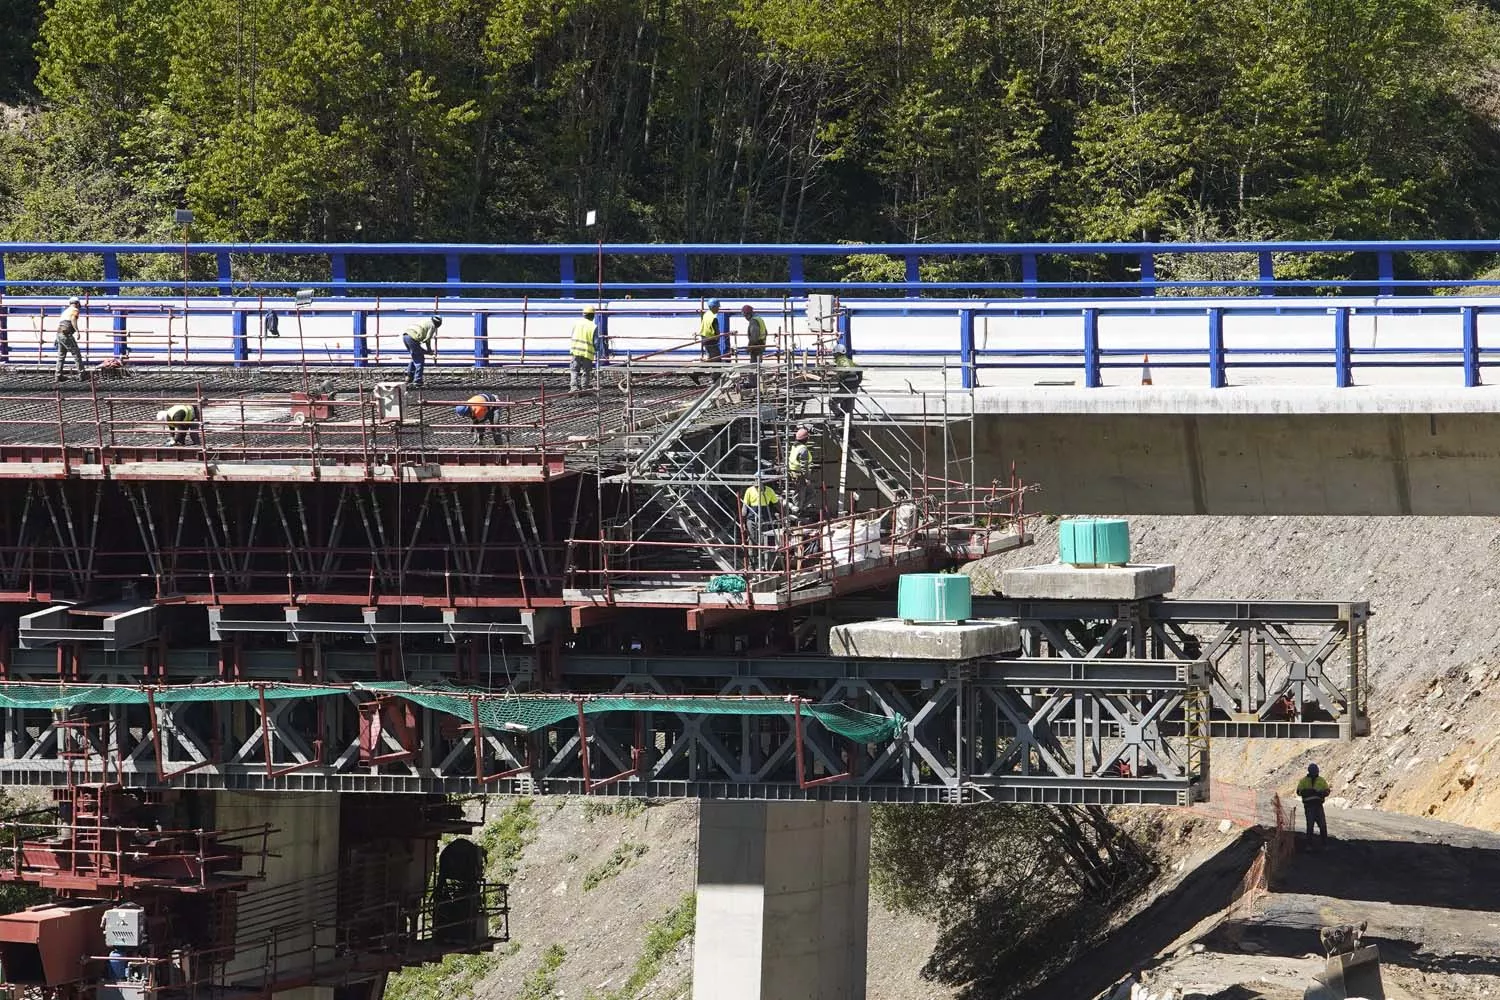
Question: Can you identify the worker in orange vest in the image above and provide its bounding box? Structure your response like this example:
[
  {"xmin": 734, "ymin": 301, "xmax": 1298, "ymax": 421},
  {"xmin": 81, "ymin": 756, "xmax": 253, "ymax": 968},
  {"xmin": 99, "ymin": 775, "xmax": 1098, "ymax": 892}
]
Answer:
[{"xmin": 454, "ymin": 392, "xmax": 504, "ymax": 445}]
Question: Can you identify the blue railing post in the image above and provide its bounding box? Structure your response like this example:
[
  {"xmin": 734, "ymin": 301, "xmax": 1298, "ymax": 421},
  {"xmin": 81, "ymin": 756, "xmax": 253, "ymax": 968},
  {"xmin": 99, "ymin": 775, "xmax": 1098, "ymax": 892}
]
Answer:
[
  {"xmin": 559, "ymin": 256, "xmax": 576, "ymax": 299},
  {"xmin": 352, "ymin": 310, "xmax": 368, "ymax": 368},
  {"xmin": 216, "ymin": 252, "xmax": 232, "ymax": 295},
  {"xmin": 1333, "ymin": 307, "xmax": 1352, "ymax": 387},
  {"xmin": 330, "ymin": 254, "xmax": 348, "ymax": 297},
  {"xmin": 788, "ymin": 255, "xmax": 806, "ymax": 298},
  {"xmin": 673, "ymin": 254, "xmax": 690, "ymax": 299},
  {"xmin": 597, "ymin": 312, "xmax": 610, "ymax": 363},
  {"xmin": 904, "ymin": 255, "xmax": 920, "ymax": 299},
  {"xmin": 1258, "ymin": 252, "xmax": 1274, "ymax": 297},
  {"xmin": 473, "ymin": 310, "xmax": 488, "ymax": 367},
  {"xmin": 1207, "ymin": 307, "xmax": 1226, "ymax": 388},
  {"xmin": 958, "ymin": 308, "xmax": 975, "ymax": 389},
  {"xmin": 102, "ymin": 253, "xmax": 121, "ymax": 295},
  {"xmin": 1082, "ymin": 307, "xmax": 1101, "ymax": 387},
  {"xmin": 1463, "ymin": 305, "xmax": 1481, "ymax": 387},
  {"xmin": 446, "ymin": 253, "xmax": 462, "ymax": 295},
  {"xmin": 837, "ymin": 308, "xmax": 852, "ymax": 356},
  {"xmin": 0, "ymin": 253, "xmax": 7, "ymax": 363},
  {"xmin": 1377, "ymin": 253, "xmax": 1395, "ymax": 297},
  {"xmin": 1138, "ymin": 253, "xmax": 1156, "ymax": 297},
  {"xmin": 231, "ymin": 310, "xmax": 247, "ymax": 367},
  {"xmin": 716, "ymin": 309, "xmax": 729, "ymax": 359},
  {"xmin": 1021, "ymin": 254, "xmax": 1039, "ymax": 299},
  {"xmin": 113, "ymin": 312, "xmax": 127, "ymax": 359}
]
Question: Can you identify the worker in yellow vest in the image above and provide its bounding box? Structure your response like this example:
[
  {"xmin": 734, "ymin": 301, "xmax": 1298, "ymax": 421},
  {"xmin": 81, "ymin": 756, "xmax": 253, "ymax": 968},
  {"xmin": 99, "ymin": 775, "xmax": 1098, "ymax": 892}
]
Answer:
[
  {"xmin": 155, "ymin": 403, "xmax": 201, "ymax": 447},
  {"xmin": 786, "ymin": 427, "xmax": 813, "ymax": 520},
  {"xmin": 570, "ymin": 306, "xmax": 598, "ymax": 391},
  {"xmin": 742, "ymin": 305, "xmax": 767, "ymax": 363},
  {"xmin": 699, "ymin": 299, "xmax": 722, "ymax": 362},
  {"xmin": 742, "ymin": 480, "xmax": 779, "ymax": 539},
  {"xmin": 402, "ymin": 314, "xmax": 442, "ymax": 387},
  {"xmin": 55, "ymin": 296, "xmax": 86, "ymax": 382},
  {"xmin": 1296, "ymin": 762, "xmax": 1330, "ymax": 847}
]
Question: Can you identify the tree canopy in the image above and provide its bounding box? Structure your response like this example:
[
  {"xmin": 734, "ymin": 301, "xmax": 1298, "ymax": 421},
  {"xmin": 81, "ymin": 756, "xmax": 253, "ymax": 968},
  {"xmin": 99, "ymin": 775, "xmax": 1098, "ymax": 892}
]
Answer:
[{"xmin": 2, "ymin": 0, "xmax": 1500, "ymax": 254}]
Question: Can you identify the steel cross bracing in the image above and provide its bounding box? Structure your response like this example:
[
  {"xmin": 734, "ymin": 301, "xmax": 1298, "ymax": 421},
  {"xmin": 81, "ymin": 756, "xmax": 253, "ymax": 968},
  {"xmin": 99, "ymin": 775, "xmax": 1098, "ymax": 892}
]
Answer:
[
  {"xmin": 0, "ymin": 650, "xmax": 1208, "ymax": 805},
  {"xmin": 838, "ymin": 596, "xmax": 1371, "ymax": 740}
]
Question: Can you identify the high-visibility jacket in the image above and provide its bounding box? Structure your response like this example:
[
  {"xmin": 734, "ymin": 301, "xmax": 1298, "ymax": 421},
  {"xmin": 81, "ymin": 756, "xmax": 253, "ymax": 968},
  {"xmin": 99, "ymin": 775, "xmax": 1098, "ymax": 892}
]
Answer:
[
  {"xmin": 164, "ymin": 404, "xmax": 198, "ymax": 424},
  {"xmin": 743, "ymin": 484, "xmax": 779, "ymax": 509},
  {"xmin": 1295, "ymin": 775, "xmax": 1329, "ymax": 803},
  {"xmin": 571, "ymin": 319, "xmax": 598, "ymax": 360},
  {"xmin": 464, "ymin": 393, "xmax": 498, "ymax": 422},
  {"xmin": 700, "ymin": 310, "xmax": 720, "ymax": 342},
  {"xmin": 746, "ymin": 315, "xmax": 767, "ymax": 346},
  {"xmin": 787, "ymin": 443, "xmax": 811, "ymax": 475},
  {"xmin": 834, "ymin": 353, "xmax": 856, "ymax": 369},
  {"xmin": 405, "ymin": 319, "xmax": 438, "ymax": 346},
  {"xmin": 58, "ymin": 304, "xmax": 80, "ymax": 333}
]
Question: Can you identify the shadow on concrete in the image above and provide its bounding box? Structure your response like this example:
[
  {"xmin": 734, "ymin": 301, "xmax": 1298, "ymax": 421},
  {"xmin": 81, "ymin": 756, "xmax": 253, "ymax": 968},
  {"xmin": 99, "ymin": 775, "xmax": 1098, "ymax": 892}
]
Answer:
[
  {"xmin": 1274, "ymin": 836, "xmax": 1500, "ymax": 911},
  {"xmin": 1012, "ymin": 829, "xmax": 1264, "ymax": 1000}
]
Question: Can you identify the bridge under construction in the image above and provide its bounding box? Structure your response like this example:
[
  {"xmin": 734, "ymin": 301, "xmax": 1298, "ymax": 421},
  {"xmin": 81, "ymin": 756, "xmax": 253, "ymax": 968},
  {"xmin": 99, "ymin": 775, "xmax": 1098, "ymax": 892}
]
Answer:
[{"xmin": 0, "ymin": 243, "xmax": 1374, "ymax": 1000}]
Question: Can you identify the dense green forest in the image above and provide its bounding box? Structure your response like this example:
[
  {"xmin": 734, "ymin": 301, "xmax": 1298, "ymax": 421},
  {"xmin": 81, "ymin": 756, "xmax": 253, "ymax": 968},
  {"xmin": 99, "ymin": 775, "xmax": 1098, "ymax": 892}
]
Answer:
[{"xmin": 2, "ymin": 0, "xmax": 1500, "ymax": 259}]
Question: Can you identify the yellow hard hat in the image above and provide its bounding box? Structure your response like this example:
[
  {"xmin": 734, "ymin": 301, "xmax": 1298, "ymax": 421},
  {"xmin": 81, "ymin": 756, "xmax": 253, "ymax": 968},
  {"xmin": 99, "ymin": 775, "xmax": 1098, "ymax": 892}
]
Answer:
[{"xmin": 583, "ymin": 305, "xmax": 596, "ymax": 317}]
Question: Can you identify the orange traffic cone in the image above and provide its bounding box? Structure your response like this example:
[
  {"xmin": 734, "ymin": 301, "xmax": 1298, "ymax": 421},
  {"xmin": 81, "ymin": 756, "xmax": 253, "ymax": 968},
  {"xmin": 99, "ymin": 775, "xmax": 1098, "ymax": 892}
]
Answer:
[{"xmin": 1141, "ymin": 354, "xmax": 1153, "ymax": 386}]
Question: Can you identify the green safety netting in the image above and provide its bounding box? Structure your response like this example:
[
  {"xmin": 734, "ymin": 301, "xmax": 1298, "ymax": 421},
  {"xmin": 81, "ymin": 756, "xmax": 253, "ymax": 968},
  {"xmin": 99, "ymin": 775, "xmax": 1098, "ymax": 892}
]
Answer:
[{"xmin": 0, "ymin": 681, "xmax": 903, "ymax": 743}]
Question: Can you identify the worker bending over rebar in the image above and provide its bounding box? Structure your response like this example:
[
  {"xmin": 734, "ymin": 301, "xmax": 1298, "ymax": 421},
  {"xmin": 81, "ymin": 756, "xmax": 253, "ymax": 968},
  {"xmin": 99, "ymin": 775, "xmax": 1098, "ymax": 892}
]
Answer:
[
  {"xmin": 454, "ymin": 393, "xmax": 505, "ymax": 445},
  {"xmin": 156, "ymin": 403, "xmax": 200, "ymax": 447},
  {"xmin": 402, "ymin": 314, "xmax": 441, "ymax": 387}
]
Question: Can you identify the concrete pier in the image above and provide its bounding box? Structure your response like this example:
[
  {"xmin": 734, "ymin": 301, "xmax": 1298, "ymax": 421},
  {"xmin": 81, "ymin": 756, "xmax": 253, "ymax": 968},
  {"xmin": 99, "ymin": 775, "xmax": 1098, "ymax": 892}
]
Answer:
[
  {"xmin": 217, "ymin": 792, "xmax": 341, "ymax": 1000},
  {"xmin": 828, "ymin": 617, "xmax": 1020, "ymax": 659},
  {"xmin": 692, "ymin": 802, "xmax": 870, "ymax": 1000}
]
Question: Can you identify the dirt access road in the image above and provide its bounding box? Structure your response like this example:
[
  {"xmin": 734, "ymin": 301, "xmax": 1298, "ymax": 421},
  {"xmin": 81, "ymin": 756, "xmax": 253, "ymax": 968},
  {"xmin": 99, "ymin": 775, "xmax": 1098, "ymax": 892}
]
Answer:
[{"xmin": 1025, "ymin": 805, "xmax": 1500, "ymax": 1000}]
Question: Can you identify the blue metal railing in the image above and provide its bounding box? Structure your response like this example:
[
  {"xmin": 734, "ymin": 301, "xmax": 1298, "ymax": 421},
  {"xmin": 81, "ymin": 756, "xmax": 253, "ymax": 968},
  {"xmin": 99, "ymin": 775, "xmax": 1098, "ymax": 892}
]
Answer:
[
  {"xmin": 0, "ymin": 294, "xmax": 1495, "ymax": 388},
  {"xmin": 5, "ymin": 239, "xmax": 1500, "ymax": 298}
]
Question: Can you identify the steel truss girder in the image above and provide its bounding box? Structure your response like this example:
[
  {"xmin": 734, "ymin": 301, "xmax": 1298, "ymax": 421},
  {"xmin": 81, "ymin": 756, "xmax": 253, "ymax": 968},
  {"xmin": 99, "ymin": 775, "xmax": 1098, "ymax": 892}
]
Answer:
[
  {"xmin": 841, "ymin": 596, "xmax": 1371, "ymax": 740},
  {"xmin": 0, "ymin": 657, "xmax": 1208, "ymax": 805}
]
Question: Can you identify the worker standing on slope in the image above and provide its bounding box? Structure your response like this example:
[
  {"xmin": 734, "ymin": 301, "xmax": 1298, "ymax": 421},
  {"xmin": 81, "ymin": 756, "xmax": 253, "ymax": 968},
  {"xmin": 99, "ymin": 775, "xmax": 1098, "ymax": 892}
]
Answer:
[
  {"xmin": 699, "ymin": 299, "xmax": 723, "ymax": 362},
  {"xmin": 570, "ymin": 306, "xmax": 598, "ymax": 391},
  {"xmin": 54, "ymin": 296, "xmax": 86, "ymax": 382},
  {"xmin": 1296, "ymin": 762, "xmax": 1330, "ymax": 847},
  {"xmin": 156, "ymin": 402, "xmax": 201, "ymax": 447},
  {"xmin": 402, "ymin": 314, "xmax": 442, "ymax": 388},
  {"xmin": 454, "ymin": 392, "xmax": 504, "ymax": 445},
  {"xmin": 742, "ymin": 304, "xmax": 767, "ymax": 364}
]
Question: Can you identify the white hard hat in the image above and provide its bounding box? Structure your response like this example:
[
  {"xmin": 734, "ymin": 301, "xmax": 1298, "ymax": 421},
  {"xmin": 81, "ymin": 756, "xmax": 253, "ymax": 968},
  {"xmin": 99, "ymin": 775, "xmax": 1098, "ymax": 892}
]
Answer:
[{"xmin": 155, "ymin": 410, "xmax": 169, "ymax": 421}]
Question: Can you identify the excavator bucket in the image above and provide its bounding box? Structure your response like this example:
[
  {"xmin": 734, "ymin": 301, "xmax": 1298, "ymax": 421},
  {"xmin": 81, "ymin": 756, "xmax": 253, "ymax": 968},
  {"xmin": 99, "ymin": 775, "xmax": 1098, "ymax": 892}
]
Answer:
[{"xmin": 1304, "ymin": 945, "xmax": 1384, "ymax": 1000}]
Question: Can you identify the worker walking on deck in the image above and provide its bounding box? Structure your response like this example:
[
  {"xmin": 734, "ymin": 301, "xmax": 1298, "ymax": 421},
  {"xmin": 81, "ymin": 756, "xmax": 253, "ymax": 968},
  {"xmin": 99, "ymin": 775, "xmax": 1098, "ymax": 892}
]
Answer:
[
  {"xmin": 54, "ymin": 296, "xmax": 86, "ymax": 382},
  {"xmin": 742, "ymin": 305, "xmax": 767, "ymax": 364},
  {"xmin": 156, "ymin": 403, "xmax": 201, "ymax": 447},
  {"xmin": 570, "ymin": 306, "xmax": 598, "ymax": 391},
  {"xmin": 699, "ymin": 299, "xmax": 723, "ymax": 362},
  {"xmin": 1296, "ymin": 762, "xmax": 1331, "ymax": 847},
  {"xmin": 402, "ymin": 314, "xmax": 442, "ymax": 388},
  {"xmin": 829, "ymin": 344, "xmax": 863, "ymax": 417},
  {"xmin": 455, "ymin": 392, "xmax": 504, "ymax": 445}
]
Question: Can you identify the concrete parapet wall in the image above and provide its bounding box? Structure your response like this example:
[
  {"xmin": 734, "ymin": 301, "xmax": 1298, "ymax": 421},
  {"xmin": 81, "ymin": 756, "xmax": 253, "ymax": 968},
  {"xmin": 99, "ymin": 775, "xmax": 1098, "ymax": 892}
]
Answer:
[{"xmin": 968, "ymin": 411, "xmax": 1500, "ymax": 515}]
